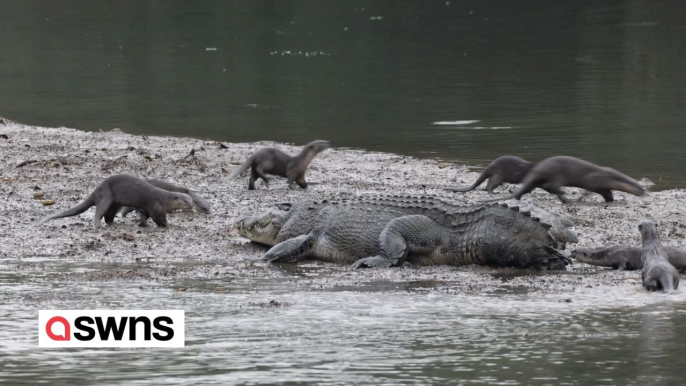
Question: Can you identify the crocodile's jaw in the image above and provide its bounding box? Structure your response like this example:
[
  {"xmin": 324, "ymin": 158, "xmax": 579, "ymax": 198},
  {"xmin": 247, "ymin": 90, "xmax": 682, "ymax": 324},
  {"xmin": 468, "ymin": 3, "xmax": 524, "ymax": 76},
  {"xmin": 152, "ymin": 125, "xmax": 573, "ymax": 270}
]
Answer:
[{"xmin": 234, "ymin": 207, "xmax": 287, "ymax": 246}]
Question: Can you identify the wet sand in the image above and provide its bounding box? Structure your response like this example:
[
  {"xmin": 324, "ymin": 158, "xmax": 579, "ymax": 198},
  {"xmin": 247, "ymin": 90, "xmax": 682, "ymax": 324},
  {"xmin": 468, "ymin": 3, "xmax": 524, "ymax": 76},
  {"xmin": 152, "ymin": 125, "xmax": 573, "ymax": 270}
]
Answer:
[{"xmin": 1, "ymin": 119, "xmax": 685, "ymax": 295}]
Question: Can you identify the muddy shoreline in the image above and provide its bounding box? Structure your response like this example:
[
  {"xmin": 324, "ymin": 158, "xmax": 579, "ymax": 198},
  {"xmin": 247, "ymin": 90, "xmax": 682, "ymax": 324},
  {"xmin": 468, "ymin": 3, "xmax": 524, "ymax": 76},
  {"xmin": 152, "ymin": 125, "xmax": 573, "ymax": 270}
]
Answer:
[{"xmin": 1, "ymin": 119, "xmax": 684, "ymax": 295}]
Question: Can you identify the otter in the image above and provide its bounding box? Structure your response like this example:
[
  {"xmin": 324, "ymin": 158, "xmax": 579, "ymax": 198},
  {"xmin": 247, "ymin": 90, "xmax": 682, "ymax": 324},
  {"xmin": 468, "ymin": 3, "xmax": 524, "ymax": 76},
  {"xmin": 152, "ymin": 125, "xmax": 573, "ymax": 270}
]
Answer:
[
  {"xmin": 482, "ymin": 156, "xmax": 645, "ymax": 203},
  {"xmin": 119, "ymin": 179, "xmax": 210, "ymax": 218},
  {"xmin": 639, "ymin": 221, "xmax": 679, "ymax": 293},
  {"xmin": 572, "ymin": 246, "xmax": 686, "ymax": 272},
  {"xmin": 37, "ymin": 174, "xmax": 193, "ymax": 228},
  {"xmin": 446, "ymin": 155, "xmax": 533, "ymax": 193},
  {"xmin": 228, "ymin": 140, "xmax": 330, "ymax": 190}
]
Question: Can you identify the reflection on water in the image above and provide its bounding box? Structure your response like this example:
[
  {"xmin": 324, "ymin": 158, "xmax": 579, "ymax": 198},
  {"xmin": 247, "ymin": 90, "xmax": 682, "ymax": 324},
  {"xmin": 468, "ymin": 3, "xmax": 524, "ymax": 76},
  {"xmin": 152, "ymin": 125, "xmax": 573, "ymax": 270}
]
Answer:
[
  {"xmin": 1, "ymin": 259, "xmax": 686, "ymax": 385},
  {"xmin": 1, "ymin": 1, "xmax": 686, "ymax": 187}
]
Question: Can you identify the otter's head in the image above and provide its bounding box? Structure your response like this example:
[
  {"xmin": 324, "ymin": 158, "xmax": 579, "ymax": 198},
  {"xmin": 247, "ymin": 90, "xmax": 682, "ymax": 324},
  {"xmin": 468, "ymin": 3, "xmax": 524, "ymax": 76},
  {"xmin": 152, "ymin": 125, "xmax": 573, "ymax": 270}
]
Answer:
[
  {"xmin": 638, "ymin": 220, "xmax": 659, "ymax": 243},
  {"xmin": 604, "ymin": 168, "xmax": 646, "ymax": 197},
  {"xmin": 170, "ymin": 193, "xmax": 194, "ymax": 211},
  {"xmin": 234, "ymin": 203, "xmax": 292, "ymax": 246},
  {"xmin": 191, "ymin": 195, "xmax": 211, "ymax": 214},
  {"xmin": 571, "ymin": 248, "xmax": 597, "ymax": 264},
  {"xmin": 571, "ymin": 248, "xmax": 607, "ymax": 266},
  {"xmin": 306, "ymin": 140, "xmax": 330, "ymax": 154}
]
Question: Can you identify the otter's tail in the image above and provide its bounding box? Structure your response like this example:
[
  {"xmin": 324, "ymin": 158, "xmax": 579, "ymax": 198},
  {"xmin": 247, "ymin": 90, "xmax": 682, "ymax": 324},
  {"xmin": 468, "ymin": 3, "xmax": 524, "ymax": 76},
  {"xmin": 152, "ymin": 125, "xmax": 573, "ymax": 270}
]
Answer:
[
  {"xmin": 660, "ymin": 274, "xmax": 678, "ymax": 293},
  {"xmin": 227, "ymin": 155, "xmax": 254, "ymax": 180},
  {"xmin": 189, "ymin": 192, "xmax": 211, "ymax": 213},
  {"xmin": 445, "ymin": 171, "xmax": 489, "ymax": 193},
  {"xmin": 37, "ymin": 197, "xmax": 95, "ymax": 225}
]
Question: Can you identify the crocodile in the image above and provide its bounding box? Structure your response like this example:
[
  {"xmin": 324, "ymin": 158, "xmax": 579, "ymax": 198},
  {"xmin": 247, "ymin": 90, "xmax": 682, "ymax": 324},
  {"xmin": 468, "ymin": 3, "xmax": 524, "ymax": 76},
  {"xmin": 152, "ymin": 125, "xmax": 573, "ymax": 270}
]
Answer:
[
  {"xmin": 473, "ymin": 200, "xmax": 577, "ymax": 246},
  {"xmin": 426, "ymin": 197, "xmax": 578, "ymax": 246},
  {"xmin": 234, "ymin": 195, "xmax": 574, "ymax": 270}
]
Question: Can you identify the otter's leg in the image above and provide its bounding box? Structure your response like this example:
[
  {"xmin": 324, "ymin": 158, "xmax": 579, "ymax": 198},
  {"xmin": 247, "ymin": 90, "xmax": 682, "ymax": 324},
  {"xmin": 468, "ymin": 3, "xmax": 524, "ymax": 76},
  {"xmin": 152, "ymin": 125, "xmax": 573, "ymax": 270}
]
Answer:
[
  {"xmin": 511, "ymin": 180, "xmax": 539, "ymax": 200},
  {"xmin": 294, "ymin": 175, "xmax": 308, "ymax": 189},
  {"xmin": 262, "ymin": 235, "xmax": 315, "ymax": 263},
  {"xmin": 137, "ymin": 210, "xmax": 150, "ymax": 227},
  {"xmin": 254, "ymin": 164, "xmax": 270, "ymax": 186},
  {"xmin": 93, "ymin": 196, "xmax": 114, "ymax": 228},
  {"xmin": 605, "ymin": 250, "xmax": 628, "ymax": 270},
  {"xmin": 119, "ymin": 206, "xmax": 136, "ymax": 218},
  {"xmin": 248, "ymin": 168, "xmax": 259, "ymax": 190},
  {"xmin": 485, "ymin": 175, "xmax": 504, "ymax": 194},
  {"xmin": 596, "ymin": 189, "xmax": 614, "ymax": 202},
  {"xmin": 150, "ymin": 211, "xmax": 168, "ymax": 228},
  {"xmin": 541, "ymin": 183, "xmax": 569, "ymax": 203},
  {"xmin": 148, "ymin": 203, "xmax": 167, "ymax": 227},
  {"xmin": 103, "ymin": 205, "xmax": 121, "ymax": 225},
  {"xmin": 644, "ymin": 278, "xmax": 659, "ymax": 291},
  {"xmin": 286, "ymin": 162, "xmax": 308, "ymax": 189}
]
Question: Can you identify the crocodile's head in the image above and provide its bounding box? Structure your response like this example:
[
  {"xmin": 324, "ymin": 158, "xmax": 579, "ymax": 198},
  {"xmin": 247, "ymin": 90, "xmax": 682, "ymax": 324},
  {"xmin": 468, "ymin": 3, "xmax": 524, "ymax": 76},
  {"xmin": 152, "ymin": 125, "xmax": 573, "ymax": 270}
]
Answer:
[{"xmin": 234, "ymin": 203, "xmax": 292, "ymax": 246}]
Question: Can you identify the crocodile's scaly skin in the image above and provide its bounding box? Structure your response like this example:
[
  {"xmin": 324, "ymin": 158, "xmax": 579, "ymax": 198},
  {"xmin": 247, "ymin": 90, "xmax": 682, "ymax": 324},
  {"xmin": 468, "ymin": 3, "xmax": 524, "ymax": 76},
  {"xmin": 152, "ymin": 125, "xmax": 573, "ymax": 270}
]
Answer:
[{"xmin": 236, "ymin": 195, "xmax": 571, "ymax": 269}]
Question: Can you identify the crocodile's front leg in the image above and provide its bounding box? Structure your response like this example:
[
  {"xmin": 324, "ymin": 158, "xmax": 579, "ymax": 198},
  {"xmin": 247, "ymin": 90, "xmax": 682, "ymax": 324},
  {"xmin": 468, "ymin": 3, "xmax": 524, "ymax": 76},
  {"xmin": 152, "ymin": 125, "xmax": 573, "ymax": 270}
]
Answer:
[
  {"xmin": 262, "ymin": 234, "xmax": 315, "ymax": 263},
  {"xmin": 352, "ymin": 215, "xmax": 443, "ymax": 269}
]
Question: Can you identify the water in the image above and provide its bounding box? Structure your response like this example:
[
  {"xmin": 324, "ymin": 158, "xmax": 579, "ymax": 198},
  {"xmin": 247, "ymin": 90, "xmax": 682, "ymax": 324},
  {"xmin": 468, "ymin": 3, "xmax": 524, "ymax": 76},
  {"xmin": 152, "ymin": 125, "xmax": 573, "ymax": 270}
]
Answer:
[
  {"xmin": 2, "ymin": 258, "xmax": 686, "ymax": 385},
  {"xmin": 3, "ymin": 1, "xmax": 686, "ymax": 384},
  {"xmin": 1, "ymin": 1, "xmax": 686, "ymax": 187}
]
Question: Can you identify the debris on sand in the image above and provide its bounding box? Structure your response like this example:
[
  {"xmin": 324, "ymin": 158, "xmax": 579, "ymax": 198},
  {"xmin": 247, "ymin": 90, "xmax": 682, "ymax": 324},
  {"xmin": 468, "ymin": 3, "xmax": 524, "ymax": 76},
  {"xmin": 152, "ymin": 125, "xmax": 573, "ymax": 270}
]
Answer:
[{"xmin": 0, "ymin": 119, "xmax": 681, "ymax": 295}]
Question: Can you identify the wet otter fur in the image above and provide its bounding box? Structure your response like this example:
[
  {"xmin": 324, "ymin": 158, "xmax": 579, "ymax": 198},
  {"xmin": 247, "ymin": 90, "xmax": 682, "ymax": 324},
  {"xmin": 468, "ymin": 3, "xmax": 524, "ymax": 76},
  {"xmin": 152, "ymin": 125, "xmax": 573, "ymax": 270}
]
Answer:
[
  {"xmin": 37, "ymin": 174, "xmax": 193, "ymax": 228},
  {"xmin": 446, "ymin": 155, "xmax": 533, "ymax": 193},
  {"xmin": 572, "ymin": 245, "xmax": 686, "ymax": 272},
  {"xmin": 482, "ymin": 156, "xmax": 645, "ymax": 203},
  {"xmin": 228, "ymin": 140, "xmax": 330, "ymax": 190},
  {"xmin": 639, "ymin": 221, "xmax": 679, "ymax": 293},
  {"xmin": 119, "ymin": 179, "xmax": 210, "ymax": 218}
]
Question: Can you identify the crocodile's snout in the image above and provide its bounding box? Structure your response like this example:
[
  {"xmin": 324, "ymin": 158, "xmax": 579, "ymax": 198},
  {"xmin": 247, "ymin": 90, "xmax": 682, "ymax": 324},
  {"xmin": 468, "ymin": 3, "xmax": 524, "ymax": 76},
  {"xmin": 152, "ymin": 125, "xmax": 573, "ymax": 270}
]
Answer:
[
  {"xmin": 233, "ymin": 209, "xmax": 285, "ymax": 246},
  {"xmin": 234, "ymin": 216, "xmax": 249, "ymax": 229},
  {"xmin": 234, "ymin": 216, "xmax": 257, "ymax": 236}
]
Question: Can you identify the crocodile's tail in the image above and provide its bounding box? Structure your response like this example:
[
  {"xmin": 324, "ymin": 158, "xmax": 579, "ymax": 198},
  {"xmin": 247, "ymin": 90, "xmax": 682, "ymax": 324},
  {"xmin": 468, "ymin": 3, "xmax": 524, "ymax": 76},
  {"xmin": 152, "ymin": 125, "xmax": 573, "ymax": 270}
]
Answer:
[
  {"xmin": 37, "ymin": 195, "xmax": 95, "ymax": 225},
  {"xmin": 478, "ymin": 194, "xmax": 517, "ymax": 204},
  {"xmin": 538, "ymin": 246, "xmax": 572, "ymax": 270},
  {"xmin": 445, "ymin": 171, "xmax": 489, "ymax": 193},
  {"xmin": 563, "ymin": 229, "xmax": 579, "ymax": 244},
  {"xmin": 506, "ymin": 203, "xmax": 570, "ymax": 269},
  {"xmin": 227, "ymin": 155, "xmax": 255, "ymax": 180},
  {"xmin": 475, "ymin": 203, "xmax": 570, "ymax": 270}
]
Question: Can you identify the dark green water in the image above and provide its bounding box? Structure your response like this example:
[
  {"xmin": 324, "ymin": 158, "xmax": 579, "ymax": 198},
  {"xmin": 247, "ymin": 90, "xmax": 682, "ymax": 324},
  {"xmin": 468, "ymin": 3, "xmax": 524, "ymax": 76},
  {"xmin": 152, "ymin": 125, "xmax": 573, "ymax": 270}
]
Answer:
[
  {"xmin": 1, "ymin": 0, "xmax": 686, "ymax": 186},
  {"xmin": 2, "ymin": 1, "xmax": 686, "ymax": 384}
]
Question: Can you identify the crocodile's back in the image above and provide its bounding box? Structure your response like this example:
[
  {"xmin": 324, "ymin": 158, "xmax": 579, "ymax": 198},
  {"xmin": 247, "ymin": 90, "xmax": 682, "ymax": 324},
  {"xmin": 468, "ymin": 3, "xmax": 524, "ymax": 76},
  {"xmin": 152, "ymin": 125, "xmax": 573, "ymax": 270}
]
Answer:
[{"xmin": 276, "ymin": 195, "xmax": 564, "ymax": 267}]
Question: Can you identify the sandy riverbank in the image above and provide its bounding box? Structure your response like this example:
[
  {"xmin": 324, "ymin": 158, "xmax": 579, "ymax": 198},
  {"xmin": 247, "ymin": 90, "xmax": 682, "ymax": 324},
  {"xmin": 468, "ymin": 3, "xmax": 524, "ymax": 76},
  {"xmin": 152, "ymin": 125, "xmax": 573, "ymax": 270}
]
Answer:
[{"xmin": 1, "ymin": 119, "xmax": 685, "ymax": 295}]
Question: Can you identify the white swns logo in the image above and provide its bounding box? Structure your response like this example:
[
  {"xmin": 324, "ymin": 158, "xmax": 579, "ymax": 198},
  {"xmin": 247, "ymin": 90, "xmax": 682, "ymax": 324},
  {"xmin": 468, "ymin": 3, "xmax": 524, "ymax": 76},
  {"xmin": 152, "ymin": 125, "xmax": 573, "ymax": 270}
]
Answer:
[{"xmin": 39, "ymin": 310, "xmax": 185, "ymax": 348}]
